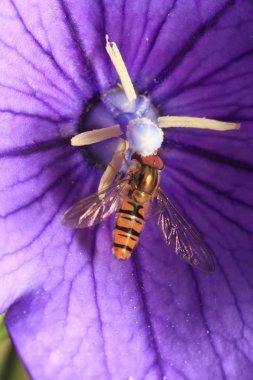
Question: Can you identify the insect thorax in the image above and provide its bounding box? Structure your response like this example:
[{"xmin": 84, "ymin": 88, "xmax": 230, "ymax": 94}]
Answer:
[{"xmin": 129, "ymin": 163, "xmax": 160, "ymax": 204}]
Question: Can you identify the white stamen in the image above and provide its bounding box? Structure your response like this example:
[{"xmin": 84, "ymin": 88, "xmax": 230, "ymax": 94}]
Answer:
[
  {"xmin": 106, "ymin": 35, "xmax": 137, "ymax": 103},
  {"xmin": 98, "ymin": 138, "xmax": 128, "ymax": 199},
  {"xmin": 158, "ymin": 116, "xmax": 240, "ymax": 131},
  {"xmin": 71, "ymin": 125, "xmax": 122, "ymax": 146}
]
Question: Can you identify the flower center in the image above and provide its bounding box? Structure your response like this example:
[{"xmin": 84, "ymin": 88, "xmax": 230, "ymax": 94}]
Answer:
[
  {"xmin": 78, "ymin": 87, "xmax": 158, "ymax": 168},
  {"xmin": 73, "ymin": 36, "xmax": 239, "ymax": 173}
]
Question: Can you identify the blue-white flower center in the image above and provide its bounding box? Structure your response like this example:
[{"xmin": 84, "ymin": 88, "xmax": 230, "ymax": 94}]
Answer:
[{"xmin": 79, "ymin": 87, "xmax": 158, "ymax": 167}]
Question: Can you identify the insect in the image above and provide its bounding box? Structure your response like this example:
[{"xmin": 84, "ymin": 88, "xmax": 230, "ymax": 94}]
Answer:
[
  {"xmin": 62, "ymin": 149, "xmax": 215, "ymax": 272},
  {"xmin": 63, "ymin": 36, "xmax": 240, "ymax": 272}
]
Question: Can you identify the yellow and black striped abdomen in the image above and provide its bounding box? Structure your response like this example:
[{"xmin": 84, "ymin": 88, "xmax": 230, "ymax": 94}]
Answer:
[{"xmin": 113, "ymin": 197, "xmax": 146, "ymax": 259}]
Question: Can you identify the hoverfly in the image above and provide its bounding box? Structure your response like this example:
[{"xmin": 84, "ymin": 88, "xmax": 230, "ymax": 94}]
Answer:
[
  {"xmin": 62, "ymin": 35, "xmax": 239, "ymax": 272},
  {"xmin": 62, "ymin": 151, "xmax": 215, "ymax": 272}
]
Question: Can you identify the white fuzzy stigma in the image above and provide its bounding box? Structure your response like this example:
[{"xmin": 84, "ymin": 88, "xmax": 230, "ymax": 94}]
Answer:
[{"xmin": 126, "ymin": 118, "xmax": 164, "ymax": 156}]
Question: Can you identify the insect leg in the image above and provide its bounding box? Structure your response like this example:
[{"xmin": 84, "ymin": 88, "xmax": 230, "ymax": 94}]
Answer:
[
  {"xmin": 98, "ymin": 139, "xmax": 128, "ymax": 198},
  {"xmin": 121, "ymin": 140, "xmax": 130, "ymax": 169},
  {"xmin": 145, "ymin": 204, "xmax": 162, "ymax": 221}
]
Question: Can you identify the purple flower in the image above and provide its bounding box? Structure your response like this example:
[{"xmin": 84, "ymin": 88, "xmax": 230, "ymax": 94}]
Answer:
[{"xmin": 1, "ymin": 0, "xmax": 253, "ymax": 379}]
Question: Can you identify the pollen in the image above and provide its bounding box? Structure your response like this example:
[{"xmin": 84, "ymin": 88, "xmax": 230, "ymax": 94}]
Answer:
[
  {"xmin": 158, "ymin": 116, "xmax": 240, "ymax": 131},
  {"xmin": 71, "ymin": 124, "xmax": 122, "ymax": 146},
  {"xmin": 105, "ymin": 35, "xmax": 137, "ymax": 103}
]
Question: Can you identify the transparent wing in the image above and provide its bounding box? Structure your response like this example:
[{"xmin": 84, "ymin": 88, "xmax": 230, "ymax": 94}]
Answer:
[
  {"xmin": 157, "ymin": 190, "xmax": 215, "ymax": 272},
  {"xmin": 61, "ymin": 178, "xmax": 128, "ymax": 228}
]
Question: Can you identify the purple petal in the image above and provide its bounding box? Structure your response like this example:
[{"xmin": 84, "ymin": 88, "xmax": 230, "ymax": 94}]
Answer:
[{"xmin": 1, "ymin": 1, "xmax": 253, "ymax": 380}]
